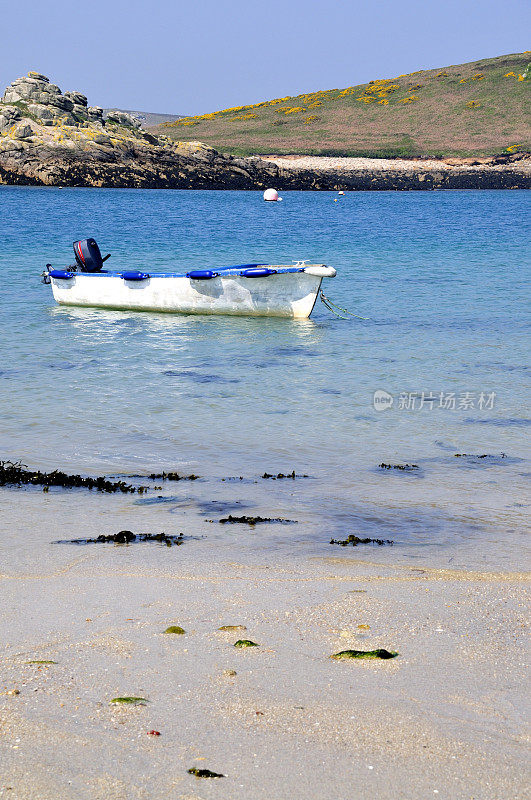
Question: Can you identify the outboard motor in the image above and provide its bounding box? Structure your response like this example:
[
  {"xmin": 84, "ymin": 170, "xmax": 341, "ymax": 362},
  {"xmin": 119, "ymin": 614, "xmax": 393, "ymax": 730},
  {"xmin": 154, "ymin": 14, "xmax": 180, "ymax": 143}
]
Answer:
[{"xmin": 73, "ymin": 238, "xmax": 110, "ymax": 272}]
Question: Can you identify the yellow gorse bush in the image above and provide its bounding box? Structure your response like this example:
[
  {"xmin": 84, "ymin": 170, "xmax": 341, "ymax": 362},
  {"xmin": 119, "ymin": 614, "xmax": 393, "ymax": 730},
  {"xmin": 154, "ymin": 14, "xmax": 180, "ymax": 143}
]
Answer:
[
  {"xmin": 284, "ymin": 107, "xmax": 305, "ymax": 114},
  {"xmin": 399, "ymin": 96, "xmax": 419, "ymax": 104},
  {"xmin": 303, "ymin": 115, "xmax": 319, "ymax": 124},
  {"xmin": 466, "ymin": 101, "xmax": 481, "ymax": 108},
  {"xmin": 504, "ymin": 72, "xmax": 517, "ymax": 77}
]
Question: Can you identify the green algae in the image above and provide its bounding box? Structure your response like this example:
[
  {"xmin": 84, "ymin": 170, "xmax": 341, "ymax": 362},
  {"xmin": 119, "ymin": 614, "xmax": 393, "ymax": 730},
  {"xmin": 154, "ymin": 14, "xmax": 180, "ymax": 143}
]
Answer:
[
  {"xmin": 331, "ymin": 649, "xmax": 398, "ymax": 660},
  {"xmin": 25, "ymin": 660, "xmax": 57, "ymax": 665},
  {"xmin": 234, "ymin": 639, "xmax": 259, "ymax": 648},
  {"xmin": 110, "ymin": 696, "xmax": 148, "ymax": 705},
  {"xmin": 164, "ymin": 625, "xmax": 185, "ymax": 634},
  {"xmin": 218, "ymin": 625, "xmax": 247, "ymax": 631},
  {"xmin": 188, "ymin": 767, "xmax": 225, "ymax": 778}
]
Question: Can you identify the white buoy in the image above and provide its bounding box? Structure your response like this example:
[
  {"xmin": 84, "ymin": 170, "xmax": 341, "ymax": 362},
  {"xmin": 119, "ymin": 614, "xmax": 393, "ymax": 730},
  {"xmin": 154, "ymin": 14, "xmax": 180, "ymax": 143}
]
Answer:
[{"xmin": 263, "ymin": 188, "xmax": 279, "ymax": 201}]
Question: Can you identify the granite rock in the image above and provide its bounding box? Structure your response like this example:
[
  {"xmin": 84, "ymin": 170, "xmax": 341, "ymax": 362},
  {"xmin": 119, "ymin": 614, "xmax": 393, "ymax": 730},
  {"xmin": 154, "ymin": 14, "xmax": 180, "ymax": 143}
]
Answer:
[{"xmin": 106, "ymin": 110, "xmax": 141, "ymax": 129}]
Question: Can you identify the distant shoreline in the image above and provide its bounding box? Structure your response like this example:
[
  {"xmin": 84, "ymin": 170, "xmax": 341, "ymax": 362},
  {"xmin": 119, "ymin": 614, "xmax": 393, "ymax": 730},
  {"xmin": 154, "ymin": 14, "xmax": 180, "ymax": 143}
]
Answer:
[{"xmin": 1, "ymin": 151, "xmax": 529, "ymax": 190}]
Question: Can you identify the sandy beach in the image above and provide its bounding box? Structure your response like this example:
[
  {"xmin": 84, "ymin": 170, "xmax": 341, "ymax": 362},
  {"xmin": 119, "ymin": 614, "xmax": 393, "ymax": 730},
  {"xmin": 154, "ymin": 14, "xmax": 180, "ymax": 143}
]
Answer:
[
  {"xmin": 263, "ymin": 152, "xmax": 531, "ymax": 175},
  {"xmin": 1, "ymin": 486, "xmax": 528, "ymax": 800}
]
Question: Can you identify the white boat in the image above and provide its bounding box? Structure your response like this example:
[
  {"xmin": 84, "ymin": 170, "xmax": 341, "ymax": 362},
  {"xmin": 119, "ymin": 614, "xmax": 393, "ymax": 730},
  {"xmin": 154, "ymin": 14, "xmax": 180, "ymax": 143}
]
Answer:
[{"xmin": 43, "ymin": 239, "xmax": 336, "ymax": 319}]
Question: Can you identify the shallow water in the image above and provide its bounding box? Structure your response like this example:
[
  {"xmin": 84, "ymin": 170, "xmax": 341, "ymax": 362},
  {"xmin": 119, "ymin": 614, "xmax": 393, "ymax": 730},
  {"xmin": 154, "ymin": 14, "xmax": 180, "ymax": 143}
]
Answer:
[{"xmin": 0, "ymin": 187, "xmax": 529, "ymax": 569}]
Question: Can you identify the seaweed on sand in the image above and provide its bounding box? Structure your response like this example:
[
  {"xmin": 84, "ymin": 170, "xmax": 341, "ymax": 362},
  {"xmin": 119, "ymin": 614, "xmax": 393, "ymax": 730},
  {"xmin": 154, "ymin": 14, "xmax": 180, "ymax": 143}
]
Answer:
[
  {"xmin": 454, "ymin": 453, "xmax": 507, "ymax": 459},
  {"xmin": 331, "ymin": 649, "xmax": 398, "ymax": 660},
  {"xmin": 261, "ymin": 471, "xmax": 309, "ymax": 479},
  {"xmin": 218, "ymin": 515, "xmax": 297, "ymax": 525},
  {"xmin": 330, "ymin": 534, "xmax": 393, "ymax": 546},
  {"xmin": 218, "ymin": 625, "xmax": 247, "ymax": 632},
  {"xmin": 379, "ymin": 463, "xmax": 419, "ymax": 471},
  {"xmin": 188, "ymin": 768, "xmax": 225, "ymax": 778},
  {"xmin": 53, "ymin": 531, "xmax": 184, "ymax": 546},
  {"xmin": 234, "ymin": 640, "xmax": 259, "ymax": 648},
  {"xmin": 0, "ymin": 461, "xmax": 144, "ymax": 493},
  {"xmin": 110, "ymin": 696, "xmax": 148, "ymax": 705},
  {"xmin": 148, "ymin": 471, "xmax": 200, "ymax": 481}
]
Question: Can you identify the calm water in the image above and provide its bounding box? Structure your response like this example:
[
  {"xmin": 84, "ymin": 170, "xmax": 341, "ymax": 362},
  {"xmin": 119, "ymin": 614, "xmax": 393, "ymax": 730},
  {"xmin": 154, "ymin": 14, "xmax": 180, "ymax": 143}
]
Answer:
[{"xmin": 1, "ymin": 187, "xmax": 529, "ymax": 568}]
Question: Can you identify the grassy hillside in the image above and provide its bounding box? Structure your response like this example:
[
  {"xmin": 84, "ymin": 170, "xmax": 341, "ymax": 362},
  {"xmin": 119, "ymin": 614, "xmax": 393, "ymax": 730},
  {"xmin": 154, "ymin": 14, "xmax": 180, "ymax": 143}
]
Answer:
[{"xmin": 156, "ymin": 52, "xmax": 530, "ymax": 158}]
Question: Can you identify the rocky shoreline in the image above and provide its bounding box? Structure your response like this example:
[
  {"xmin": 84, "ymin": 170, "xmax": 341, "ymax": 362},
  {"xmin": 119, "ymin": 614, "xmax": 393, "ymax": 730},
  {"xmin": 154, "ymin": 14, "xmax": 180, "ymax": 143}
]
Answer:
[{"xmin": 0, "ymin": 73, "xmax": 529, "ymax": 190}]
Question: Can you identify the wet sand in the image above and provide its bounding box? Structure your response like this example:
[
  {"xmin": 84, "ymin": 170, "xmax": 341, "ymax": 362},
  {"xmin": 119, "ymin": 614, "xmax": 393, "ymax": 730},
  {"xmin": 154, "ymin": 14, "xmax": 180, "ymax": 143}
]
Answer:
[{"xmin": 0, "ymin": 490, "xmax": 529, "ymax": 799}]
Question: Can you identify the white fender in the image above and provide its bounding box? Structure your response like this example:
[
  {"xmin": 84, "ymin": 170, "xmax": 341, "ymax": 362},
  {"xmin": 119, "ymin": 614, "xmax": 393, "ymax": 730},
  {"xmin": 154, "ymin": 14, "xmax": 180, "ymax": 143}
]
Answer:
[{"xmin": 303, "ymin": 265, "xmax": 337, "ymax": 278}]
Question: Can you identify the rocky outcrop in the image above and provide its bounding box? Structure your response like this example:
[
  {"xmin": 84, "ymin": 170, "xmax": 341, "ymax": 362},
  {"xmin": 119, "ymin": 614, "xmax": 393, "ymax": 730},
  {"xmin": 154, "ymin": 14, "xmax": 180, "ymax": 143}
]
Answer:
[{"xmin": 0, "ymin": 72, "xmax": 529, "ymax": 190}]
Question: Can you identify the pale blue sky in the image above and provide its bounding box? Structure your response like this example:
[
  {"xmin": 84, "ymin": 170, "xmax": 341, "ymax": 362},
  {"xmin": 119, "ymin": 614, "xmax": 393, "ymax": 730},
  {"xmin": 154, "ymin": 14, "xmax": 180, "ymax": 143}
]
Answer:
[{"xmin": 2, "ymin": 0, "xmax": 529, "ymax": 114}]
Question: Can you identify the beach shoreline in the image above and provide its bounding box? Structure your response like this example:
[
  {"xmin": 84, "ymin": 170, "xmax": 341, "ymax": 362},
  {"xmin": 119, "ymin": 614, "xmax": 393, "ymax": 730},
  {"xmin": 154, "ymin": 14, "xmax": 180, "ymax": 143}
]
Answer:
[
  {"xmin": 1, "ymin": 486, "xmax": 529, "ymax": 800},
  {"xmin": 1, "ymin": 152, "xmax": 529, "ymax": 190}
]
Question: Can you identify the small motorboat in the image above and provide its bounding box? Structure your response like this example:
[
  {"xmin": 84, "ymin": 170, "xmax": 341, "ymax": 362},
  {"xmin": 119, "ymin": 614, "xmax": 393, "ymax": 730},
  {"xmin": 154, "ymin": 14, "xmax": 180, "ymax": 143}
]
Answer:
[{"xmin": 43, "ymin": 239, "xmax": 336, "ymax": 319}]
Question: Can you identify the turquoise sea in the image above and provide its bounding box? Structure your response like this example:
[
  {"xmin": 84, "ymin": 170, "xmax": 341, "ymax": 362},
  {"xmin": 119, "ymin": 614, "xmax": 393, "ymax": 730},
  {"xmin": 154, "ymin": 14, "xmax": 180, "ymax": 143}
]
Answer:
[{"xmin": 1, "ymin": 187, "xmax": 529, "ymax": 569}]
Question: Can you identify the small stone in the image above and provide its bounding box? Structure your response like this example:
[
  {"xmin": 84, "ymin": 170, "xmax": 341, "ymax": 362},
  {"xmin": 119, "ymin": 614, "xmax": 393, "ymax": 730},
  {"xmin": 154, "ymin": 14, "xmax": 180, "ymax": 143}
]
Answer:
[
  {"xmin": 7, "ymin": 689, "xmax": 20, "ymax": 696},
  {"xmin": 222, "ymin": 669, "xmax": 237, "ymax": 677}
]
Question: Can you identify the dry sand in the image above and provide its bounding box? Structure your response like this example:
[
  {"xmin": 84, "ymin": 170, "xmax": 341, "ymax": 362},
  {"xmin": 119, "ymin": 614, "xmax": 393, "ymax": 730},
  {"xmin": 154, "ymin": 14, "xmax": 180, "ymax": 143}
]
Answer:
[{"xmin": 0, "ymin": 486, "xmax": 529, "ymax": 800}]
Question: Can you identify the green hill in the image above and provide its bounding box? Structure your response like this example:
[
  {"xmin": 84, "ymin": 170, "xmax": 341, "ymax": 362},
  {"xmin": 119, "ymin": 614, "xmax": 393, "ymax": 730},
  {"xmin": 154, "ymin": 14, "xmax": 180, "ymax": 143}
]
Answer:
[{"xmin": 156, "ymin": 52, "xmax": 530, "ymax": 158}]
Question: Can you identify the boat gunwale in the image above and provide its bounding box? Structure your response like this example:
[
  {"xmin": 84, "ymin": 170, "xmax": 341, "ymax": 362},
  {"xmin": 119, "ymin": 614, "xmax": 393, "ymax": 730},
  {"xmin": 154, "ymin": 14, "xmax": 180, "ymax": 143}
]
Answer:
[{"xmin": 56, "ymin": 264, "xmax": 327, "ymax": 280}]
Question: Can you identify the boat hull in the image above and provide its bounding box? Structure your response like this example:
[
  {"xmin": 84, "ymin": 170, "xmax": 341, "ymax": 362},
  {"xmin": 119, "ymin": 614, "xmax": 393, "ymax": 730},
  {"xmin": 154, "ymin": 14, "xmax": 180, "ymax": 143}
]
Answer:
[{"xmin": 50, "ymin": 271, "xmax": 325, "ymax": 319}]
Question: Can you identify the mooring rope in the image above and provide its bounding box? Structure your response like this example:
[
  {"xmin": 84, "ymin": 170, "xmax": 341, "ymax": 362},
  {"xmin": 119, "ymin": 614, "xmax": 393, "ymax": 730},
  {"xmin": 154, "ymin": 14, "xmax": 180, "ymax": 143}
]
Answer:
[{"xmin": 319, "ymin": 290, "xmax": 369, "ymax": 320}]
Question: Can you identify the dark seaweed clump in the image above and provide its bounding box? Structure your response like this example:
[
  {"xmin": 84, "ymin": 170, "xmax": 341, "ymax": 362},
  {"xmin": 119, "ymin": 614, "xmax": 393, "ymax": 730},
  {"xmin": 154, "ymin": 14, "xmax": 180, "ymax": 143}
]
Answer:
[
  {"xmin": 261, "ymin": 470, "xmax": 309, "ymax": 479},
  {"xmin": 454, "ymin": 453, "xmax": 506, "ymax": 458},
  {"xmin": 218, "ymin": 514, "xmax": 297, "ymax": 525},
  {"xmin": 148, "ymin": 471, "xmax": 199, "ymax": 481},
  {"xmin": 331, "ymin": 649, "xmax": 398, "ymax": 660},
  {"xmin": 0, "ymin": 461, "xmax": 142, "ymax": 493},
  {"xmin": 330, "ymin": 534, "xmax": 393, "ymax": 546},
  {"xmin": 379, "ymin": 463, "xmax": 419, "ymax": 471},
  {"xmin": 188, "ymin": 768, "xmax": 224, "ymax": 778},
  {"xmin": 54, "ymin": 530, "xmax": 184, "ymax": 546}
]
